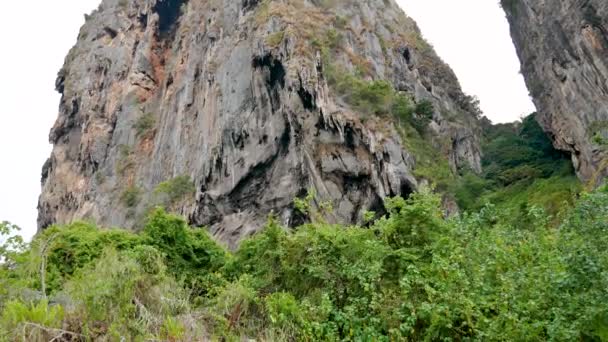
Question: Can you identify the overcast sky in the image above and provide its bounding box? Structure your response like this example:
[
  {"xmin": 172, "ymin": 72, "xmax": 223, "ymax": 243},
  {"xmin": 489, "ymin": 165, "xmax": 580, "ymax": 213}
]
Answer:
[
  {"xmin": 0, "ymin": 0, "xmax": 534, "ymax": 240},
  {"xmin": 397, "ymin": 0, "xmax": 535, "ymax": 121},
  {"xmin": 0, "ymin": 0, "xmax": 101, "ymax": 241}
]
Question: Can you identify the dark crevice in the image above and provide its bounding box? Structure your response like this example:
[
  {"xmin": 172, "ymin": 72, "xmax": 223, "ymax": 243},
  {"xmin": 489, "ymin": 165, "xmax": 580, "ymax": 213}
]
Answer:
[
  {"xmin": 104, "ymin": 27, "xmax": 118, "ymax": 39},
  {"xmin": 131, "ymin": 39, "xmax": 141, "ymax": 60},
  {"xmin": 297, "ymin": 76, "xmax": 316, "ymax": 111},
  {"xmin": 315, "ymin": 110, "xmax": 327, "ymax": 133},
  {"xmin": 289, "ymin": 188, "xmax": 310, "ymax": 227},
  {"xmin": 252, "ymin": 54, "xmax": 286, "ymax": 89},
  {"xmin": 253, "ymin": 54, "xmax": 286, "ymax": 112},
  {"xmin": 41, "ymin": 158, "xmax": 52, "ymax": 184},
  {"xmin": 232, "ymin": 130, "xmax": 249, "ymax": 150},
  {"xmin": 67, "ymin": 98, "xmax": 80, "ymax": 125},
  {"xmin": 138, "ymin": 13, "xmax": 148, "ymax": 29},
  {"xmin": 227, "ymin": 121, "xmax": 291, "ymax": 209},
  {"xmin": 400, "ymin": 46, "xmax": 412, "ymax": 64},
  {"xmin": 582, "ymin": 2, "xmax": 604, "ymax": 29},
  {"xmin": 399, "ymin": 182, "xmax": 414, "ymax": 199},
  {"xmin": 242, "ymin": 0, "xmax": 260, "ymax": 11},
  {"xmin": 214, "ymin": 152, "xmax": 223, "ymax": 175},
  {"xmin": 153, "ymin": 0, "xmax": 188, "ymax": 39},
  {"xmin": 344, "ymin": 125, "xmax": 357, "ymax": 149},
  {"xmin": 316, "ymin": 58, "xmax": 324, "ymax": 76},
  {"xmin": 337, "ymin": 175, "xmax": 374, "ymax": 224},
  {"xmin": 366, "ymin": 195, "xmax": 386, "ymax": 226},
  {"xmin": 55, "ymin": 73, "xmax": 66, "ymax": 94}
]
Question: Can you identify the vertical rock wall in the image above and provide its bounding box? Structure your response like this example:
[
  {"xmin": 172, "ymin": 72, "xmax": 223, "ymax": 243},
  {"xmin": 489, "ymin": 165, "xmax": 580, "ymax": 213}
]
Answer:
[
  {"xmin": 504, "ymin": 0, "xmax": 608, "ymax": 184},
  {"xmin": 39, "ymin": 0, "xmax": 481, "ymax": 247}
]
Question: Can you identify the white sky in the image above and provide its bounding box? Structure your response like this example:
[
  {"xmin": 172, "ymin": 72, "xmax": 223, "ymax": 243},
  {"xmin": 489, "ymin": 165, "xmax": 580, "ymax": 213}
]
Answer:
[
  {"xmin": 0, "ymin": 0, "xmax": 534, "ymax": 240},
  {"xmin": 0, "ymin": 0, "xmax": 101, "ymax": 241},
  {"xmin": 397, "ymin": 0, "xmax": 536, "ymax": 121}
]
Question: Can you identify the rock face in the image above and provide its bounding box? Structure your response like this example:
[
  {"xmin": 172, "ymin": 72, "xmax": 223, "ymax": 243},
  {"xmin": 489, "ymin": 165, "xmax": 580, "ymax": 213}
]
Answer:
[
  {"xmin": 503, "ymin": 0, "xmax": 608, "ymax": 184},
  {"xmin": 39, "ymin": 0, "xmax": 481, "ymax": 247}
]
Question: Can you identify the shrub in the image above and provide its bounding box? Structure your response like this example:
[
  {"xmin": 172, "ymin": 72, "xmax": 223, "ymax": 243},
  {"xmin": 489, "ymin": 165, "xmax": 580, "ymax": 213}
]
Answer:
[
  {"xmin": 265, "ymin": 292, "xmax": 303, "ymax": 338},
  {"xmin": 134, "ymin": 113, "xmax": 156, "ymax": 138},
  {"xmin": 120, "ymin": 185, "xmax": 141, "ymax": 208},
  {"xmin": 155, "ymin": 176, "xmax": 195, "ymax": 205},
  {"xmin": 2, "ymin": 187, "xmax": 608, "ymax": 340},
  {"xmin": 412, "ymin": 99, "xmax": 434, "ymax": 132},
  {"xmin": 209, "ymin": 275, "xmax": 261, "ymax": 335},
  {"xmin": 18, "ymin": 222, "xmax": 141, "ymax": 296},
  {"xmin": 391, "ymin": 93, "xmax": 414, "ymax": 122},
  {"xmin": 64, "ymin": 248, "xmax": 188, "ymax": 338},
  {"xmin": 142, "ymin": 208, "xmax": 227, "ymax": 297},
  {"xmin": 0, "ymin": 300, "xmax": 65, "ymax": 341},
  {"xmin": 160, "ymin": 316, "xmax": 186, "ymax": 341},
  {"xmin": 0, "ymin": 222, "xmax": 26, "ymax": 299}
]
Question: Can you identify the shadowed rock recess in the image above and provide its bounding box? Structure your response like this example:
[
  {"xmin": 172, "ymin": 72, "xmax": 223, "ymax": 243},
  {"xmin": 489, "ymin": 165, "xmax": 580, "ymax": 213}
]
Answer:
[
  {"xmin": 503, "ymin": 0, "xmax": 608, "ymax": 185},
  {"xmin": 39, "ymin": 0, "xmax": 481, "ymax": 247}
]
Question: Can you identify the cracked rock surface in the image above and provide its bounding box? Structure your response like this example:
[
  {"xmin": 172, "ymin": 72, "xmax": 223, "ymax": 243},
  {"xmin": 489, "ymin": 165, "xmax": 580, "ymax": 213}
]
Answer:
[
  {"xmin": 504, "ymin": 0, "xmax": 608, "ymax": 183},
  {"xmin": 39, "ymin": 0, "xmax": 481, "ymax": 247}
]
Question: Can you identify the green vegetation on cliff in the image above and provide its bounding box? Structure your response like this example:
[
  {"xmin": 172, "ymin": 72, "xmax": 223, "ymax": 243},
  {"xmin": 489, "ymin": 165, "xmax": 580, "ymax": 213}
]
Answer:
[
  {"xmin": 452, "ymin": 114, "xmax": 581, "ymax": 221},
  {"xmin": 2, "ymin": 184, "xmax": 607, "ymax": 340}
]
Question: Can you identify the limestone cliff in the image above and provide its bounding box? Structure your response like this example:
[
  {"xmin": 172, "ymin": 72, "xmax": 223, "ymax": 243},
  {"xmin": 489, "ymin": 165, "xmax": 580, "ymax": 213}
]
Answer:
[
  {"xmin": 503, "ymin": 0, "xmax": 608, "ymax": 184},
  {"xmin": 39, "ymin": 0, "xmax": 481, "ymax": 247}
]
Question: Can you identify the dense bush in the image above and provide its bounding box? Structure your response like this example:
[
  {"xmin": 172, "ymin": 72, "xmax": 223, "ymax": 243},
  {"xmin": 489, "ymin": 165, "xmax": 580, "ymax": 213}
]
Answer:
[
  {"xmin": 452, "ymin": 114, "xmax": 581, "ymax": 218},
  {"xmin": 154, "ymin": 175, "xmax": 196, "ymax": 206},
  {"xmin": 1, "ymin": 186, "xmax": 608, "ymax": 340}
]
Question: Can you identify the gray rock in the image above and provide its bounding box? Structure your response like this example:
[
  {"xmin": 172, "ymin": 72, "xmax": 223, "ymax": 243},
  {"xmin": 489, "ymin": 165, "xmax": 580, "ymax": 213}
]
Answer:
[
  {"xmin": 38, "ymin": 0, "xmax": 481, "ymax": 248},
  {"xmin": 504, "ymin": 0, "xmax": 608, "ymax": 184}
]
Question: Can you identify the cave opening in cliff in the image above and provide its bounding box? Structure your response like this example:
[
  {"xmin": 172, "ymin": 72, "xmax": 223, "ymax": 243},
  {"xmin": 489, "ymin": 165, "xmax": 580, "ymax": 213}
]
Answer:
[
  {"xmin": 400, "ymin": 182, "xmax": 414, "ymax": 199},
  {"xmin": 153, "ymin": 0, "xmax": 188, "ymax": 38},
  {"xmin": 401, "ymin": 46, "xmax": 411, "ymax": 64}
]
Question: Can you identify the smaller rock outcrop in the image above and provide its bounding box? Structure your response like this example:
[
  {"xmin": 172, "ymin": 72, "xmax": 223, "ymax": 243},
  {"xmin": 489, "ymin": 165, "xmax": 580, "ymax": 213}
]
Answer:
[{"xmin": 503, "ymin": 0, "xmax": 608, "ymax": 184}]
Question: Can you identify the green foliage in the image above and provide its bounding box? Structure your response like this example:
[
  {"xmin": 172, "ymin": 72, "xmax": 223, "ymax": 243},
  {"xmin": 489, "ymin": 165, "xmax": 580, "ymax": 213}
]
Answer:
[
  {"xmin": 399, "ymin": 123, "xmax": 455, "ymax": 190},
  {"xmin": 483, "ymin": 115, "xmax": 570, "ymax": 184},
  {"xmin": 64, "ymin": 248, "xmax": 188, "ymax": 338},
  {"xmin": 142, "ymin": 208, "xmax": 227, "ymax": 297},
  {"xmin": 293, "ymin": 188, "xmax": 334, "ymax": 224},
  {"xmin": 589, "ymin": 120, "xmax": 608, "ymax": 147},
  {"xmin": 0, "ymin": 221, "xmax": 25, "ymax": 259},
  {"xmin": 452, "ymin": 114, "xmax": 581, "ymax": 217},
  {"xmin": 322, "ymin": 45, "xmax": 436, "ymax": 136},
  {"xmin": 0, "ymin": 300, "xmax": 64, "ymax": 341},
  {"xmin": 0, "ymin": 223, "xmax": 27, "ymax": 304},
  {"xmin": 3, "ymin": 188, "xmax": 608, "ymax": 340},
  {"xmin": 265, "ymin": 30, "xmax": 285, "ymax": 48},
  {"xmin": 120, "ymin": 185, "xmax": 141, "ymax": 208},
  {"xmin": 327, "ymin": 71, "xmax": 428, "ymax": 135},
  {"xmin": 133, "ymin": 112, "xmax": 156, "ymax": 138},
  {"xmin": 155, "ymin": 175, "xmax": 196, "ymax": 205},
  {"xmin": 0, "ymin": 222, "xmax": 26, "ymax": 283},
  {"xmin": 330, "ymin": 72, "xmax": 394, "ymax": 116},
  {"xmin": 32, "ymin": 222, "xmax": 142, "ymax": 294},
  {"xmin": 405, "ymin": 99, "xmax": 435, "ymax": 133},
  {"xmin": 160, "ymin": 316, "xmax": 186, "ymax": 341}
]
